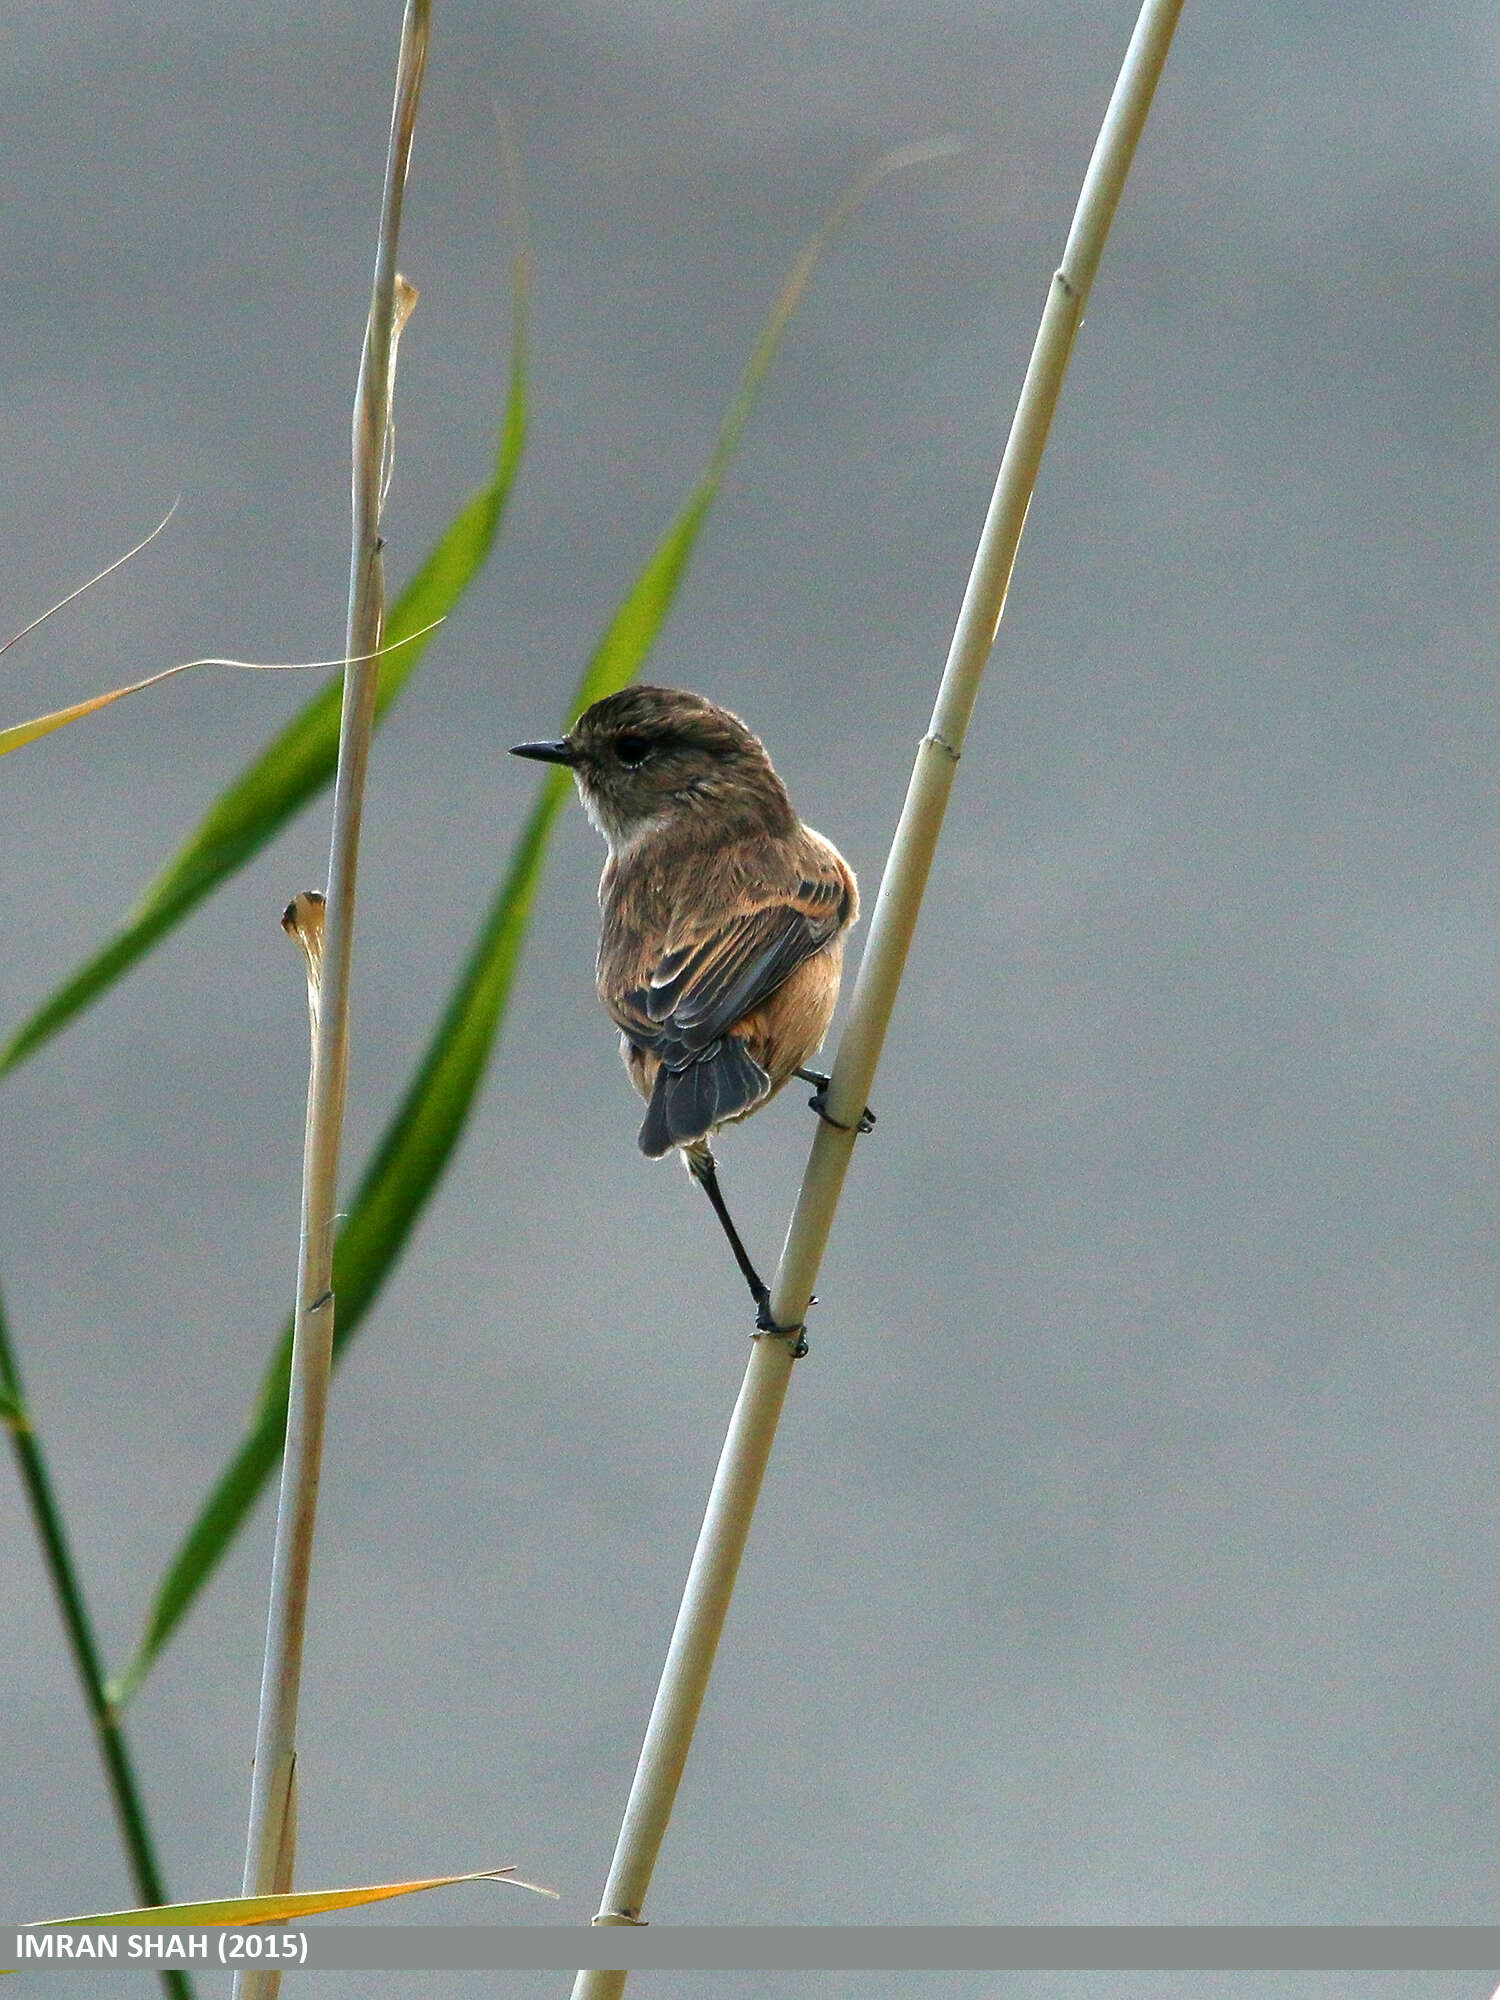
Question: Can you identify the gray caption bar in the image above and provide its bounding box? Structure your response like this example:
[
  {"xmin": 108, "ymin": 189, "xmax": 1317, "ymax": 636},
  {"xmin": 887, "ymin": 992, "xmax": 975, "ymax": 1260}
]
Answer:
[{"xmin": 7, "ymin": 1928, "xmax": 1500, "ymax": 1973}]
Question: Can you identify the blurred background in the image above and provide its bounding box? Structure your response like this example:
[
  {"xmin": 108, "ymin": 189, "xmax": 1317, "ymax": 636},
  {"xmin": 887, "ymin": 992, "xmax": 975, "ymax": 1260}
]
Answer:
[{"xmin": 2, "ymin": 1, "xmax": 1498, "ymax": 1996}]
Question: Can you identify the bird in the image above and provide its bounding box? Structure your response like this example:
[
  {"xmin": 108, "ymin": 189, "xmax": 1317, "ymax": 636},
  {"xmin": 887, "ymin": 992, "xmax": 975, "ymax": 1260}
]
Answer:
[{"xmin": 511, "ymin": 684, "xmax": 870, "ymax": 1333}]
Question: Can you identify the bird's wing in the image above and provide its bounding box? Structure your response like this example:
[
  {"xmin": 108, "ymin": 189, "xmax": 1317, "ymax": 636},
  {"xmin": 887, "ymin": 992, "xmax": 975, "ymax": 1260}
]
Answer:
[{"xmin": 612, "ymin": 849, "xmax": 850, "ymax": 1065}]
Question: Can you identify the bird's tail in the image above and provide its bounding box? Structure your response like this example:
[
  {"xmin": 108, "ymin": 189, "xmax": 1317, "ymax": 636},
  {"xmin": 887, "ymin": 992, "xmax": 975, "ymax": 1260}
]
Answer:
[{"xmin": 638, "ymin": 1037, "xmax": 770, "ymax": 1158}]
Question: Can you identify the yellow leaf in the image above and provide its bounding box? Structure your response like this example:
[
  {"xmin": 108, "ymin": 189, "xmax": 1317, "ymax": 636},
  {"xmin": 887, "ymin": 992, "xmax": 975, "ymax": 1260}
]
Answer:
[
  {"xmin": 29, "ymin": 1865, "xmax": 556, "ymax": 1928},
  {"xmin": 0, "ymin": 671, "xmax": 186, "ymax": 757},
  {"xmin": 0, "ymin": 621, "xmax": 443, "ymax": 761}
]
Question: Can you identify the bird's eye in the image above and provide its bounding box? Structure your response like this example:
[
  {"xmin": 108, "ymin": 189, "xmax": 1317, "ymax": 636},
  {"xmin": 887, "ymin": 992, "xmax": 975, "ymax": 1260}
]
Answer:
[{"xmin": 615, "ymin": 734, "xmax": 651, "ymax": 767}]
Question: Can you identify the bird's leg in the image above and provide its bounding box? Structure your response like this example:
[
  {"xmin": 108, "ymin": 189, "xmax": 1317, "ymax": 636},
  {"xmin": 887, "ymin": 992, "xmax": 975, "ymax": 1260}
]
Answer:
[
  {"xmin": 794, "ymin": 1067, "xmax": 876, "ymax": 1134},
  {"xmin": 687, "ymin": 1148, "xmax": 766, "ymax": 1304},
  {"xmin": 686, "ymin": 1146, "xmax": 806, "ymax": 1346}
]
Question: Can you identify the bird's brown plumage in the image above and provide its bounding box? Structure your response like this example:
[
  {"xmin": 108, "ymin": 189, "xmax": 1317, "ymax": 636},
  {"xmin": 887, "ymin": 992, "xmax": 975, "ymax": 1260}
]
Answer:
[
  {"xmin": 515, "ymin": 685, "xmax": 858, "ymax": 1159},
  {"xmin": 600, "ymin": 812, "xmax": 856, "ymax": 1155}
]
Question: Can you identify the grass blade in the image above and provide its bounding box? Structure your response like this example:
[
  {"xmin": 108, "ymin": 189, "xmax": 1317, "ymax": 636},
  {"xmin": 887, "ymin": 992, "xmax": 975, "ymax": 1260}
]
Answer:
[
  {"xmin": 0, "ymin": 232, "xmax": 529, "ymax": 1079},
  {"xmin": 29, "ymin": 1865, "xmax": 555, "ymax": 1928},
  {"xmin": 0, "ymin": 503, "xmax": 177, "ymax": 663},
  {"xmin": 115, "ymin": 151, "xmax": 930, "ymax": 1698},
  {"xmin": 0, "ymin": 625, "xmax": 444, "ymax": 761},
  {"xmin": 1, "ymin": 1287, "xmax": 196, "ymax": 2000},
  {"xmin": 113, "ymin": 777, "xmax": 564, "ymax": 1704}
]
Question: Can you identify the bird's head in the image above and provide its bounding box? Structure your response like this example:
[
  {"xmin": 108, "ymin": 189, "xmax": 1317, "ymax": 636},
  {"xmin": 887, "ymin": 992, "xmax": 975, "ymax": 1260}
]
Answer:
[{"xmin": 511, "ymin": 685, "xmax": 793, "ymax": 850}]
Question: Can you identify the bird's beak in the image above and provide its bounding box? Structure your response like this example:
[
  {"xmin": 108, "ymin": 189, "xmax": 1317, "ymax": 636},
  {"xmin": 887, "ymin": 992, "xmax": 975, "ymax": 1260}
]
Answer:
[{"xmin": 509, "ymin": 737, "xmax": 576, "ymax": 766}]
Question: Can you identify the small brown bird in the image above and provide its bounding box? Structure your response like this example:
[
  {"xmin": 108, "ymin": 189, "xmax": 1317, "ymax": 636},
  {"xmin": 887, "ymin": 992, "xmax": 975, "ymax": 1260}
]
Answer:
[{"xmin": 512, "ymin": 685, "xmax": 868, "ymax": 1329}]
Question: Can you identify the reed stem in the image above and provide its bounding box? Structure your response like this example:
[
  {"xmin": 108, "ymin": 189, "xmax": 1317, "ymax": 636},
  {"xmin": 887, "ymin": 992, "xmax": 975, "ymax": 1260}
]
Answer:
[
  {"xmin": 234, "ymin": 7, "xmax": 430, "ymax": 1994},
  {"xmin": 572, "ymin": 1, "xmax": 1186, "ymax": 1985}
]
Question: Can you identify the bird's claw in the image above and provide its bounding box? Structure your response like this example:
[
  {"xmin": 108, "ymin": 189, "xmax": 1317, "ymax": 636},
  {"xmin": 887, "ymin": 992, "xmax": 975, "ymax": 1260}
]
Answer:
[
  {"xmin": 753, "ymin": 1286, "xmax": 812, "ymax": 1357},
  {"xmin": 806, "ymin": 1084, "xmax": 876, "ymax": 1135},
  {"xmin": 794, "ymin": 1068, "xmax": 875, "ymax": 1135}
]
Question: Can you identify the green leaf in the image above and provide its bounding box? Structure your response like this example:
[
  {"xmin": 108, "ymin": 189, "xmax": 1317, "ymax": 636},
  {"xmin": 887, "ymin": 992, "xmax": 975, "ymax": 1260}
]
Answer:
[
  {"xmin": 1, "ymin": 1288, "xmax": 188, "ymax": 1990},
  {"xmin": 0, "ymin": 239, "xmax": 530, "ymax": 1079},
  {"xmin": 116, "ymin": 152, "xmax": 930, "ymax": 1699},
  {"xmin": 113, "ymin": 778, "xmax": 566, "ymax": 1702}
]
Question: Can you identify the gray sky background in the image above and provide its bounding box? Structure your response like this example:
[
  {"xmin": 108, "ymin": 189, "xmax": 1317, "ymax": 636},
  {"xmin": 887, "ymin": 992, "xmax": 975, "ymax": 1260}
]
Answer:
[{"xmin": 3, "ymin": 2, "xmax": 1499, "ymax": 1996}]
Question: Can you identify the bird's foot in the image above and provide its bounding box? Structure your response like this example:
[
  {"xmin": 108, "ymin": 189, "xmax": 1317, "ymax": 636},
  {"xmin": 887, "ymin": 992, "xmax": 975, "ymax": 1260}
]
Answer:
[
  {"xmin": 753, "ymin": 1284, "xmax": 810, "ymax": 1357},
  {"xmin": 795, "ymin": 1068, "xmax": 876, "ymax": 1135}
]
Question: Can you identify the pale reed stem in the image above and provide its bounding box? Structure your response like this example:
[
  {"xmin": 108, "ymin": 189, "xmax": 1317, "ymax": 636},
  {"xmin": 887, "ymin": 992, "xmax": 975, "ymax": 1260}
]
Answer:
[{"xmin": 573, "ymin": 1, "xmax": 1186, "ymax": 1988}]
